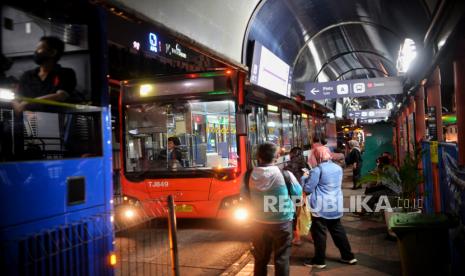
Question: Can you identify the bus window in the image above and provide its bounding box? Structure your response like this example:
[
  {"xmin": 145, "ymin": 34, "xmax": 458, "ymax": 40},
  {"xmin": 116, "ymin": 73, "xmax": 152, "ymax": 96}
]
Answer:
[
  {"xmin": 282, "ymin": 109, "xmax": 292, "ymax": 152},
  {"xmin": 247, "ymin": 106, "xmax": 266, "ymax": 166},
  {"xmin": 0, "ymin": 5, "xmax": 102, "ymax": 162},
  {"xmin": 293, "ymin": 114, "xmax": 301, "ymax": 147},
  {"xmin": 257, "ymin": 106, "xmax": 267, "ymax": 144},
  {"xmin": 125, "ymin": 100, "xmax": 237, "ymax": 172},
  {"xmin": 301, "ymin": 115, "xmax": 310, "ymax": 148},
  {"xmin": 266, "ymin": 110, "xmax": 282, "ymax": 147},
  {"xmin": 247, "ymin": 107, "xmax": 258, "ymax": 166}
]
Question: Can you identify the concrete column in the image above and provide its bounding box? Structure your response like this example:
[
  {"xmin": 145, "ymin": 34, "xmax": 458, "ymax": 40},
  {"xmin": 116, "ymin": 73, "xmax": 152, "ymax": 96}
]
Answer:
[
  {"xmin": 454, "ymin": 52, "xmax": 465, "ymax": 166},
  {"xmin": 426, "ymin": 67, "xmax": 443, "ymax": 141},
  {"xmin": 414, "ymin": 85, "xmax": 426, "ymax": 144}
]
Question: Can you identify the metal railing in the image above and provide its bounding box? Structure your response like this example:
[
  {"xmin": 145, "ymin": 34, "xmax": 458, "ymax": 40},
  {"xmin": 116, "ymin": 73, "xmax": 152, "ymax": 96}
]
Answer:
[{"xmin": 113, "ymin": 195, "xmax": 180, "ymax": 276}]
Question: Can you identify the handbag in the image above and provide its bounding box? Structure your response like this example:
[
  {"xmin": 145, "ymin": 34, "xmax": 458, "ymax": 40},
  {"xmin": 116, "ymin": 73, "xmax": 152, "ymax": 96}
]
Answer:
[{"xmin": 297, "ymin": 195, "xmax": 311, "ymax": 236}]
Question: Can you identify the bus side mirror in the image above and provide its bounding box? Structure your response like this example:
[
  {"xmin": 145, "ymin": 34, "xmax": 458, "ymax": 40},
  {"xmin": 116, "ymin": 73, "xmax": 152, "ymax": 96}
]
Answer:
[{"xmin": 236, "ymin": 111, "xmax": 247, "ymax": 136}]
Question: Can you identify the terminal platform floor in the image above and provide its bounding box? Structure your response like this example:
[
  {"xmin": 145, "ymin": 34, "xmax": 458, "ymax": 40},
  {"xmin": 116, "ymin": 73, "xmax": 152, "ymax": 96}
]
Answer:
[{"xmin": 232, "ymin": 168, "xmax": 401, "ymax": 276}]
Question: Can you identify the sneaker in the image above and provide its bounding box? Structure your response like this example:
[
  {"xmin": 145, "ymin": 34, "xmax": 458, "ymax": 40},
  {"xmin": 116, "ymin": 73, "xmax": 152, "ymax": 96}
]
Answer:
[
  {"xmin": 340, "ymin": 258, "xmax": 358, "ymax": 265},
  {"xmin": 303, "ymin": 259, "xmax": 326, "ymax": 269}
]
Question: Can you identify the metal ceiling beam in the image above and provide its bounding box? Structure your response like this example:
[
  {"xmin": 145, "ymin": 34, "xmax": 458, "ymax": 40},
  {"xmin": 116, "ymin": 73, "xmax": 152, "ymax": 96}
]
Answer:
[
  {"xmin": 312, "ymin": 50, "xmax": 397, "ymax": 82},
  {"xmin": 335, "ymin": 67, "xmax": 388, "ymax": 81},
  {"xmin": 292, "ymin": 20, "xmax": 402, "ymax": 70}
]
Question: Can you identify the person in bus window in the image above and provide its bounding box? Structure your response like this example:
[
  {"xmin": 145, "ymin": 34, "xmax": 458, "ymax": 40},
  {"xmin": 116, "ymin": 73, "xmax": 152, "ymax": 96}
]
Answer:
[
  {"xmin": 12, "ymin": 36, "xmax": 77, "ymax": 112},
  {"xmin": 159, "ymin": 136, "xmax": 183, "ymax": 166}
]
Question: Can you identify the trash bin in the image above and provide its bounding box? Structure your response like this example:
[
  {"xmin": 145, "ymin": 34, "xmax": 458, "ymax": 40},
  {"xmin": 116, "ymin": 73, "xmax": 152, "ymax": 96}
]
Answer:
[{"xmin": 390, "ymin": 213, "xmax": 451, "ymax": 276}]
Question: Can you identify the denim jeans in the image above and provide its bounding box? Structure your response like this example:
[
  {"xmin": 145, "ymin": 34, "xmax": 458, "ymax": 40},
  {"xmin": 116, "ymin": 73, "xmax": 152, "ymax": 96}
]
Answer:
[
  {"xmin": 310, "ymin": 217, "xmax": 355, "ymax": 264},
  {"xmin": 252, "ymin": 221, "xmax": 292, "ymax": 276}
]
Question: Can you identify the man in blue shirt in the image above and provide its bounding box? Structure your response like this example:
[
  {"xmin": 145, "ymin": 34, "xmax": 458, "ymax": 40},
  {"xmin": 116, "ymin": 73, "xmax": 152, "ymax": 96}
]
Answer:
[
  {"xmin": 241, "ymin": 142, "xmax": 302, "ymax": 276},
  {"xmin": 302, "ymin": 146, "xmax": 357, "ymax": 269}
]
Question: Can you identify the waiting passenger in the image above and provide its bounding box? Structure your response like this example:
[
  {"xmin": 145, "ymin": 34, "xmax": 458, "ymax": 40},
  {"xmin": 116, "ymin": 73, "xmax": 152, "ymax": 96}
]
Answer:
[
  {"xmin": 364, "ymin": 156, "xmax": 402, "ymax": 210},
  {"xmin": 241, "ymin": 142, "xmax": 302, "ymax": 276},
  {"xmin": 308, "ymin": 136, "xmax": 324, "ymax": 168},
  {"xmin": 283, "ymin": 147, "xmax": 312, "ymax": 246},
  {"xmin": 301, "ymin": 146, "xmax": 357, "ymax": 269},
  {"xmin": 345, "ymin": 140, "xmax": 363, "ymax": 189}
]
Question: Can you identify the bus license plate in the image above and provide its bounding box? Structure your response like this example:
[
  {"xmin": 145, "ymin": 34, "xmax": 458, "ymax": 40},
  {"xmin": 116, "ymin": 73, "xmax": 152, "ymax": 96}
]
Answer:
[{"xmin": 175, "ymin": 204, "xmax": 193, "ymax": 212}]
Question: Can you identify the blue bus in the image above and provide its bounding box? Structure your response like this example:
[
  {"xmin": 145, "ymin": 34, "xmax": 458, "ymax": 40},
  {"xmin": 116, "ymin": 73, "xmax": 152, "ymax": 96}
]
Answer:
[{"xmin": 0, "ymin": 1, "xmax": 114, "ymax": 275}]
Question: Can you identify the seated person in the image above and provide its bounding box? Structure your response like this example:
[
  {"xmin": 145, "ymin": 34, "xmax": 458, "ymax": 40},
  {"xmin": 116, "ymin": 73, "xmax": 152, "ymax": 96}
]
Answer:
[
  {"xmin": 13, "ymin": 36, "xmax": 77, "ymax": 112},
  {"xmin": 364, "ymin": 156, "xmax": 402, "ymax": 210},
  {"xmin": 159, "ymin": 136, "xmax": 183, "ymax": 166}
]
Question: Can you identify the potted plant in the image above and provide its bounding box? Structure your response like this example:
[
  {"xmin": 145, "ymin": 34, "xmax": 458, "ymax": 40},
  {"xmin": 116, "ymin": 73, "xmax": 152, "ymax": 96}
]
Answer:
[{"xmin": 397, "ymin": 150, "xmax": 424, "ymax": 211}]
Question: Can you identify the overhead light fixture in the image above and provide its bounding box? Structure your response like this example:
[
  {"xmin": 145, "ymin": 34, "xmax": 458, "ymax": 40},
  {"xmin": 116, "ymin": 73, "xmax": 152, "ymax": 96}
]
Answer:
[
  {"xmin": 0, "ymin": 88, "xmax": 15, "ymax": 101},
  {"xmin": 139, "ymin": 84, "xmax": 153, "ymax": 97},
  {"xmin": 397, "ymin": 38, "xmax": 417, "ymax": 74}
]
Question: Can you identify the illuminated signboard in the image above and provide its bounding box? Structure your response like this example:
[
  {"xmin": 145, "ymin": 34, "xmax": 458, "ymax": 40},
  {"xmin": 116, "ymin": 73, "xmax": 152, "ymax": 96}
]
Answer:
[
  {"xmin": 347, "ymin": 109, "xmax": 391, "ymax": 119},
  {"xmin": 250, "ymin": 41, "xmax": 292, "ymax": 98},
  {"xmin": 267, "ymin": 104, "xmax": 279, "ymax": 112},
  {"xmin": 165, "ymin": 43, "xmax": 187, "ymax": 59},
  {"xmin": 148, "ymin": 32, "xmax": 158, "ymax": 53},
  {"xmin": 132, "ymin": 41, "xmax": 140, "ymax": 50},
  {"xmin": 305, "ymin": 77, "xmax": 403, "ymax": 100}
]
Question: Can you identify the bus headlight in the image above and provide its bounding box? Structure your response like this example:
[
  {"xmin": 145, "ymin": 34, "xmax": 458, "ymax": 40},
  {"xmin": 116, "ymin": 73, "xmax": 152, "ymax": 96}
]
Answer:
[
  {"xmin": 124, "ymin": 208, "xmax": 135, "ymax": 219},
  {"xmin": 233, "ymin": 207, "xmax": 249, "ymax": 221}
]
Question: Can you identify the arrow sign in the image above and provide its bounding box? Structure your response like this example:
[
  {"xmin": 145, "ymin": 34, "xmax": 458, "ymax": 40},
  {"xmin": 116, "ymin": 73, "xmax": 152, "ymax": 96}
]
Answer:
[
  {"xmin": 305, "ymin": 77, "xmax": 403, "ymax": 101},
  {"xmin": 347, "ymin": 109, "xmax": 391, "ymax": 118}
]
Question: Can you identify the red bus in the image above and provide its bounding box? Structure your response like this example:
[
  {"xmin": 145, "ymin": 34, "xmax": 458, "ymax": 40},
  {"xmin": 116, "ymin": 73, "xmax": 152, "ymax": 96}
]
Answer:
[{"xmin": 118, "ymin": 69, "xmax": 327, "ymax": 220}]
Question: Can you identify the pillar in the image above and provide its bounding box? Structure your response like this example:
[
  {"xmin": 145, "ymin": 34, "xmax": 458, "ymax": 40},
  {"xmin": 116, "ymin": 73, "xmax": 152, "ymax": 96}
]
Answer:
[
  {"xmin": 414, "ymin": 85, "xmax": 426, "ymax": 144},
  {"xmin": 396, "ymin": 114, "xmax": 403, "ymax": 166},
  {"xmin": 454, "ymin": 46, "xmax": 465, "ymax": 166},
  {"xmin": 426, "ymin": 67, "xmax": 443, "ymax": 141},
  {"xmin": 426, "ymin": 68, "xmax": 443, "ymax": 212}
]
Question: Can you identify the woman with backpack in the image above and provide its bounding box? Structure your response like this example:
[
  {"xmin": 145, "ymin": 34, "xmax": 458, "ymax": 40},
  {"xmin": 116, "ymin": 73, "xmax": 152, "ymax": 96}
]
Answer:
[{"xmin": 284, "ymin": 147, "xmax": 312, "ymax": 245}]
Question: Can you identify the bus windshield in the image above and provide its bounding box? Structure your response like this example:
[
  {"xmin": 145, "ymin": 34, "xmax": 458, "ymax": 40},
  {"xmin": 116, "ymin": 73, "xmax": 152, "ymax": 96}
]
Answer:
[{"xmin": 125, "ymin": 100, "xmax": 237, "ymax": 173}]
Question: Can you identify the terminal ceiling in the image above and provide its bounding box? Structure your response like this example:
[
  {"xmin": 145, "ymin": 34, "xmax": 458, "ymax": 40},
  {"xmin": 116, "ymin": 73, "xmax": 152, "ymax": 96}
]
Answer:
[{"xmin": 116, "ymin": 0, "xmax": 439, "ymax": 112}]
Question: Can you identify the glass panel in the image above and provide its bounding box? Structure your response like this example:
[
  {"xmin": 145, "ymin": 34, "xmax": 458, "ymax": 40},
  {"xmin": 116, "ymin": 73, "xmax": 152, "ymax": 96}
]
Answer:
[
  {"xmin": 282, "ymin": 109, "xmax": 292, "ymax": 152},
  {"xmin": 125, "ymin": 100, "xmax": 237, "ymax": 172},
  {"xmin": 1, "ymin": 6, "xmax": 102, "ymax": 162},
  {"xmin": 293, "ymin": 114, "xmax": 301, "ymax": 147},
  {"xmin": 247, "ymin": 106, "xmax": 267, "ymax": 166},
  {"xmin": 247, "ymin": 107, "xmax": 258, "ymax": 166},
  {"xmin": 308, "ymin": 115, "xmax": 315, "ymax": 140},
  {"xmin": 0, "ymin": 106, "xmax": 102, "ymax": 161},
  {"xmin": 257, "ymin": 107, "xmax": 267, "ymax": 144},
  {"xmin": 266, "ymin": 110, "xmax": 282, "ymax": 146},
  {"xmin": 301, "ymin": 116, "xmax": 310, "ymax": 148}
]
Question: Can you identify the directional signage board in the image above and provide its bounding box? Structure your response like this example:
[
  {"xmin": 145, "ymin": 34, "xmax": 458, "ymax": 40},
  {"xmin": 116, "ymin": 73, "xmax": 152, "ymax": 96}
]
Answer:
[
  {"xmin": 347, "ymin": 109, "xmax": 391, "ymax": 119},
  {"xmin": 359, "ymin": 118, "xmax": 385, "ymax": 124},
  {"xmin": 305, "ymin": 77, "xmax": 403, "ymax": 101}
]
